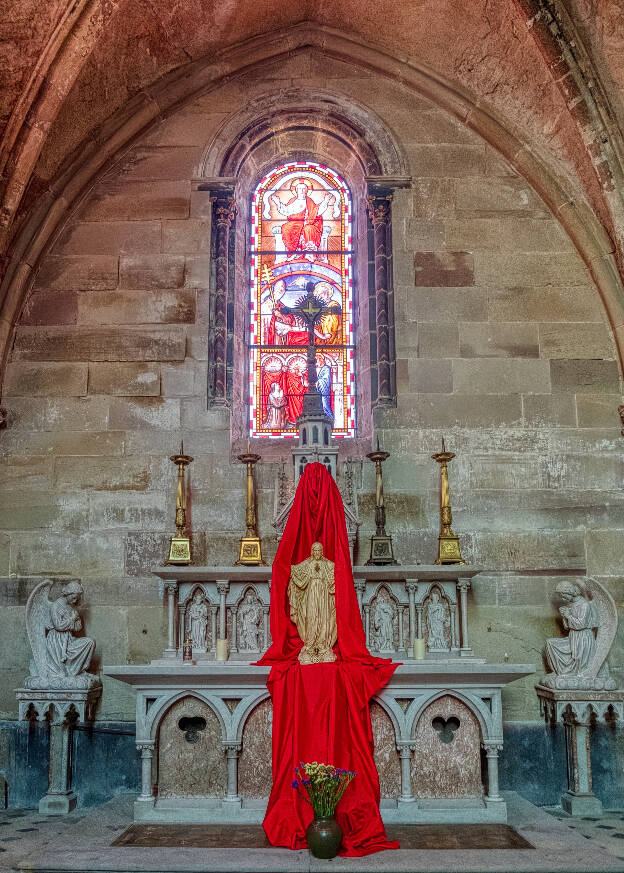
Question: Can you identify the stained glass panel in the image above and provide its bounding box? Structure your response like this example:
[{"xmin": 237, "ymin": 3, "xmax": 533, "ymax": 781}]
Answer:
[{"xmin": 249, "ymin": 162, "xmax": 355, "ymax": 438}]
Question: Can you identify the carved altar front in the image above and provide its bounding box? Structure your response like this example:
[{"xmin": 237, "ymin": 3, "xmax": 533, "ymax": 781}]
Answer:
[{"xmin": 105, "ymin": 564, "xmax": 534, "ymax": 825}]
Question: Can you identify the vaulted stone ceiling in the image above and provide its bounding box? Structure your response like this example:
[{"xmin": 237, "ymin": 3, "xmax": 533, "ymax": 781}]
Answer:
[{"xmin": 1, "ymin": 0, "xmax": 623, "ymax": 328}]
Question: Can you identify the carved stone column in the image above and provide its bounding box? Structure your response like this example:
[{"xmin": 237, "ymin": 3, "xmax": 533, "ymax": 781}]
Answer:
[
  {"xmin": 263, "ymin": 606, "xmax": 270, "ymax": 648},
  {"xmin": 354, "ymin": 578, "xmax": 366, "ymax": 619},
  {"xmin": 40, "ymin": 709, "xmax": 77, "ymax": 814},
  {"xmin": 398, "ymin": 605, "xmax": 405, "ymax": 653},
  {"xmin": 164, "ymin": 581, "xmax": 178, "ymax": 658},
  {"xmin": 224, "ymin": 743, "xmax": 242, "ymax": 805},
  {"xmin": 366, "ymin": 193, "xmax": 395, "ymax": 405},
  {"xmin": 230, "ymin": 606, "xmax": 238, "ymax": 654},
  {"xmin": 406, "ymin": 579, "xmax": 418, "ymax": 648},
  {"xmin": 136, "ymin": 741, "xmax": 155, "ymax": 802},
  {"xmin": 210, "ymin": 605, "xmax": 218, "ymax": 652},
  {"xmin": 217, "ymin": 580, "xmax": 229, "ymax": 641},
  {"xmin": 178, "ymin": 604, "xmax": 187, "ymax": 653},
  {"xmin": 364, "ymin": 604, "xmax": 371, "ymax": 648},
  {"xmin": 457, "ymin": 578, "xmax": 472, "ymax": 656},
  {"xmin": 562, "ymin": 706, "xmax": 602, "ymax": 815},
  {"xmin": 209, "ymin": 193, "xmax": 236, "ymax": 405},
  {"xmin": 396, "ymin": 743, "xmax": 416, "ymax": 803},
  {"xmin": 482, "ymin": 742, "xmax": 503, "ymax": 803},
  {"xmin": 450, "ymin": 603, "xmax": 459, "ymax": 649}
]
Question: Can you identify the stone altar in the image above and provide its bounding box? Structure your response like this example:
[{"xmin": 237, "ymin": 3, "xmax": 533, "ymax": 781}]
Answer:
[{"xmin": 105, "ymin": 564, "xmax": 534, "ymax": 825}]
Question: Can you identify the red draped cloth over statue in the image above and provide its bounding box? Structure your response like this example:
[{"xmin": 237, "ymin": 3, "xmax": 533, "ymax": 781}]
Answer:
[{"xmin": 256, "ymin": 463, "xmax": 399, "ymax": 856}]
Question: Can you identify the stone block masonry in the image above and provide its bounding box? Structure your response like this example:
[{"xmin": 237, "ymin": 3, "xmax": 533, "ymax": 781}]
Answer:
[{"xmin": 0, "ymin": 52, "xmax": 621, "ymax": 755}]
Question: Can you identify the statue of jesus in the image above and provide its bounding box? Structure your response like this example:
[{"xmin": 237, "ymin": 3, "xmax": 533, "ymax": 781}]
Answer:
[{"xmin": 288, "ymin": 542, "xmax": 337, "ymax": 664}]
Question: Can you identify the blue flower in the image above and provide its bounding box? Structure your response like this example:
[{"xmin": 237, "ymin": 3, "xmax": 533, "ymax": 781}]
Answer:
[
  {"xmin": 291, "ymin": 780, "xmax": 299, "ymax": 789},
  {"xmin": 302, "ymin": 779, "xmax": 311, "ymax": 787}
]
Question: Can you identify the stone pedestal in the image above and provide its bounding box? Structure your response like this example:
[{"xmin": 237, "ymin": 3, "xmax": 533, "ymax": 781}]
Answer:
[
  {"xmin": 16, "ymin": 687, "xmax": 101, "ymax": 815},
  {"xmin": 537, "ymin": 685, "xmax": 624, "ymax": 815}
]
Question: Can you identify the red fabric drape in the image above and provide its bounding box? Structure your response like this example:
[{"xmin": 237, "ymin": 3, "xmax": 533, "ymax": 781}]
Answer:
[{"xmin": 256, "ymin": 463, "xmax": 399, "ymax": 856}]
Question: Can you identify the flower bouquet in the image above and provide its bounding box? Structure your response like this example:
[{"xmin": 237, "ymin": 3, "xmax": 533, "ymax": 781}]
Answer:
[{"xmin": 292, "ymin": 761, "xmax": 356, "ymax": 858}]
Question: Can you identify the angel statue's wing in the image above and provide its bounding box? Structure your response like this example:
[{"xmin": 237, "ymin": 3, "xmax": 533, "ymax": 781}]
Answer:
[
  {"xmin": 25, "ymin": 580, "xmax": 53, "ymax": 678},
  {"xmin": 583, "ymin": 577, "xmax": 617, "ymax": 679}
]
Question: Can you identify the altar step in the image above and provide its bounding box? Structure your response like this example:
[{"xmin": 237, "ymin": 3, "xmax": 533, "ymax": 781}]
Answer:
[
  {"xmin": 17, "ymin": 793, "xmax": 624, "ymax": 873},
  {"xmin": 135, "ymin": 795, "xmax": 508, "ymax": 825}
]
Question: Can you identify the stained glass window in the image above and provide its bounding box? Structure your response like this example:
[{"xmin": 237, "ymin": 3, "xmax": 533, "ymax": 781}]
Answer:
[{"xmin": 249, "ymin": 162, "xmax": 355, "ymax": 438}]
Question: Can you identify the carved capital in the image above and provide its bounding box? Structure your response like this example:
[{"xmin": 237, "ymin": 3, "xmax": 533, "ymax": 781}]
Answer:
[
  {"xmin": 353, "ymin": 578, "xmax": 366, "ymax": 593},
  {"xmin": 366, "ymin": 195, "xmax": 392, "ymax": 227},
  {"xmin": 396, "ymin": 742, "xmax": 415, "ymax": 757},
  {"xmin": 482, "ymin": 741, "xmax": 503, "ymax": 754},
  {"xmin": 224, "ymin": 743, "xmax": 242, "ymax": 757},
  {"xmin": 136, "ymin": 741, "xmax": 155, "ymax": 755},
  {"xmin": 164, "ymin": 581, "xmax": 178, "ymax": 594},
  {"xmin": 216, "ymin": 581, "xmax": 229, "ymax": 596},
  {"xmin": 405, "ymin": 579, "xmax": 418, "ymax": 595},
  {"xmin": 457, "ymin": 578, "xmax": 471, "ymax": 592},
  {"xmin": 214, "ymin": 197, "xmax": 236, "ymax": 226}
]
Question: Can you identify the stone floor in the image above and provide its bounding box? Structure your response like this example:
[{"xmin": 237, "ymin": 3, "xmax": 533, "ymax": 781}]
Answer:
[{"xmin": 0, "ymin": 794, "xmax": 622, "ymax": 872}]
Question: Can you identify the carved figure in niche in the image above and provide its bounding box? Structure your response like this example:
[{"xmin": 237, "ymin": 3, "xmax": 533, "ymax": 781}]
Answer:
[
  {"xmin": 288, "ymin": 542, "xmax": 337, "ymax": 664},
  {"xmin": 542, "ymin": 579, "xmax": 617, "ymax": 690},
  {"xmin": 269, "ymin": 178, "xmax": 337, "ymax": 261},
  {"xmin": 426, "ymin": 589, "xmax": 450, "ymax": 651},
  {"xmin": 25, "ymin": 579, "xmax": 99, "ymax": 689},
  {"xmin": 188, "ymin": 591, "xmax": 208, "ymax": 652},
  {"xmin": 372, "ymin": 590, "xmax": 395, "ymax": 652},
  {"xmin": 239, "ymin": 591, "xmax": 262, "ymax": 651}
]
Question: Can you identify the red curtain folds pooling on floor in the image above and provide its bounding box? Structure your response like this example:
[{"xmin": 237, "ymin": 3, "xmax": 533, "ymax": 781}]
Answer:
[{"xmin": 255, "ymin": 462, "xmax": 400, "ymax": 856}]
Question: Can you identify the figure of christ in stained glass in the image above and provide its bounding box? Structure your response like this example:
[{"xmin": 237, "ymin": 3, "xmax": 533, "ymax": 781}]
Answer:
[{"xmin": 249, "ymin": 162, "xmax": 355, "ymax": 438}]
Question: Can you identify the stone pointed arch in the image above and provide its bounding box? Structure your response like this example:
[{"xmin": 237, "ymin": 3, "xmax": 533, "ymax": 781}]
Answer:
[
  {"xmin": 147, "ymin": 690, "xmax": 228, "ymax": 743},
  {"xmin": 406, "ymin": 689, "xmax": 495, "ymax": 743},
  {"xmin": 1, "ymin": 21, "xmax": 624, "ymax": 386},
  {"xmin": 197, "ymin": 87, "xmax": 408, "ymax": 179}
]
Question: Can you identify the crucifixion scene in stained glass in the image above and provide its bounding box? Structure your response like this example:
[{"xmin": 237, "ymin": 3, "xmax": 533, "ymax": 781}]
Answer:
[{"xmin": 248, "ymin": 161, "xmax": 356, "ymax": 438}]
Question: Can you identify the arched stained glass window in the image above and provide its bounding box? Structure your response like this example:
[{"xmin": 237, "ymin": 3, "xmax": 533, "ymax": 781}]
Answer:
[{"xmin": 248, "ymin": 161, "xmax": 356, "ymax": 438}]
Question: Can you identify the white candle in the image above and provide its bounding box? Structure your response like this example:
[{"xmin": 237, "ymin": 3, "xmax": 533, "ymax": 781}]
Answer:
[
  {"xmin": 413, "ymin": 638, "xmax": 425, "ymax": 660},
  {"xmin": 216, "ymin": 639, "xmax": 228, "ymax": 661}
]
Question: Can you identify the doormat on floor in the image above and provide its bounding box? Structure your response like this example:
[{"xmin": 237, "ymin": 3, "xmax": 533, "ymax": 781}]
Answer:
[{"xmin": 112, "ymin": 823, "xmax": 534, "ymax": 850}]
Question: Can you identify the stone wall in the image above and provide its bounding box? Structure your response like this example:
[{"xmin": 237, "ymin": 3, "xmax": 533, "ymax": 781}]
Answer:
[{"xmin": 1, "ymin": 51, "xmax": 622, "ymax": 760}]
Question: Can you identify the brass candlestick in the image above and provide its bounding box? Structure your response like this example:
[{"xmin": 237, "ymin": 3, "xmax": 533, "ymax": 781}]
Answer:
[
  {"xmin": 167, "ymin": 441, "xmax": 193, "ymax": 564},
  {"xmin": 235, "ymin": 441, "xmax": 265, "ymax": 566},
  {"xmin": 365, "ymin": 438, "xmax": 398, "ymax": 565},
  {"xmin": 432, "ymin": 437, "xmax": 464, "ymax": 565}
]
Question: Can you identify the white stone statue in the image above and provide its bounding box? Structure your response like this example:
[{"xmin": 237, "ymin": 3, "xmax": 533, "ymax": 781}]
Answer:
[
  {"xmin": 238, "ymin": 591, "xmax": 262, "ymax": 651},
  {"xmin": 188, "ymin": 590, "xmax": 208, "ymax": 652},
  {"xmin": 373, "ymin": 592, "xmax": 395, "ymax": 651},
  {"xmin": 288, "ymin": 542, "xmax": 337, "ymax": 664},
  {"xmin": 426, "ymin": 589, "xmax": 450, "ymax": 651},
  {"xmin": 25, "ymin": 579, "xmax": 100, "ymax": 689},
  {"xmin": 542, "ymin": 579, "xmax": 617, "ymax": 690}
]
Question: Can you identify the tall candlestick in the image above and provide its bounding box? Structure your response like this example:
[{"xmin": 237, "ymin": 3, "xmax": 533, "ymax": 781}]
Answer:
[
  {"xmin": 167, "ymin": 442, "xmax": 193, "ymax": 564},
  {"xmin": 431, "ymin": 437, "xmax": 464, "ymax": 565},
  {"xmin": 365, "ymin": 438, "xmax": 398, "ymax": 565},
  {"xmin": 235, "ymin": 444, "xmax": 265, "ymax": 566}
]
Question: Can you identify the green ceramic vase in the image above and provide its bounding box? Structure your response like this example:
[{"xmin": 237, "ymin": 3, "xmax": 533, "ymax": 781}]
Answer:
[{"xmin": 305, "ymin": 815, "xmax": 342, "ymax": 859}]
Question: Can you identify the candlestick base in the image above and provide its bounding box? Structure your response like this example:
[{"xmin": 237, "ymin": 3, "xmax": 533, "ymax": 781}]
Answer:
[
  {"xmin": 365, "ymin": 534, "xmax": 399, "ymax": 565},
  {"xmin": 235, "ymin": 536, "xmax": 266, "ymax": 566},
  {"xmin": 434, "ymin": 533, "xmax": 465, "ymax": 565},
  {"xmin": 167, "ymin": 534, "xmax": 191, "ymax": 565}
]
